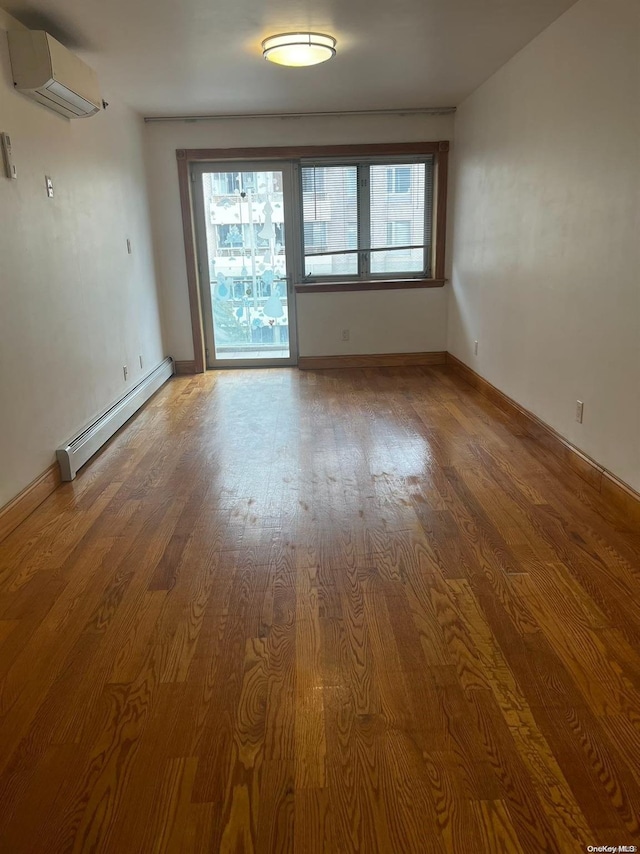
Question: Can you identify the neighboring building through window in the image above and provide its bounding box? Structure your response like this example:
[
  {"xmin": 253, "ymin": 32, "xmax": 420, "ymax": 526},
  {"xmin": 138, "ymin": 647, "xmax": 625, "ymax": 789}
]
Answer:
[
  {"xmin": 302, "ymin": 167, "xmax": 327, "ymax": 194},
  {"xmin": 216, "ymin": 223, "xmax": 284, "ymax": 250},
  {"xmin": 387, "ymin": 166, "xmax": 411, "ymax": 194},
  {"xmin": 211, "ymin": 171, "xmax": 283, "ymax": 196},
  {"xmin": 387, "ymin": 221, "xmax": 412, "ymax": 246},
  {"xmin": 301, "ymin": 158, "xmax": 433, "ymax": 280},
  {"xmin": 212, "ymin": 172, "xmax": 240, "ymax": 195},
  {"xmin": 303, "ymin": 221, "xmax": 328, "ymax": 252}
]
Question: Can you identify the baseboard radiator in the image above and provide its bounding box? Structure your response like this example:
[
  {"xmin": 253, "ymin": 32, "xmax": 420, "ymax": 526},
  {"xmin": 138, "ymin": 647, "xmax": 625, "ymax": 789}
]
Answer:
[{"xmin": 57, "ymin": 357, "xmax": 174, "ymax": 481}]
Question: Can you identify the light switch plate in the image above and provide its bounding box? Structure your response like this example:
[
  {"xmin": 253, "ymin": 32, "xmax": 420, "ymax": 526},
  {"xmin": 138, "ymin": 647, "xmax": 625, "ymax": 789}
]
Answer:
[{"xmin": 1, "ymin": 132, "xmax": 17, "ymax": 179}]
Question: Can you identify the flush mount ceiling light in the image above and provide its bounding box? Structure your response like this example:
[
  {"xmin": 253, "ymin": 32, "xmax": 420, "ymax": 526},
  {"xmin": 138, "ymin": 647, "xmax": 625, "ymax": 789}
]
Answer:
[{"xmin": 262, "ymin": 32, "xmax": 337, "ymax": 67}]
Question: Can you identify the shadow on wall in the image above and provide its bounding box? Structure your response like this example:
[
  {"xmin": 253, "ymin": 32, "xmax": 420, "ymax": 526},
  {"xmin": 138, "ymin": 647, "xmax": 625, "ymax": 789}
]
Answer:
[{"xmin": 2, "ymin": 4, "xmax": 94, "ymax": 51}]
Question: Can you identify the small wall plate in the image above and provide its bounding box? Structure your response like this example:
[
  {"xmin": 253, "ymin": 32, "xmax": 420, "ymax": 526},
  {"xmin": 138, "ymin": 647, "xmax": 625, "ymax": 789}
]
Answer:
[{"xmin": 1, "ymin": 132, "xmax": 17, "ymax": 179}]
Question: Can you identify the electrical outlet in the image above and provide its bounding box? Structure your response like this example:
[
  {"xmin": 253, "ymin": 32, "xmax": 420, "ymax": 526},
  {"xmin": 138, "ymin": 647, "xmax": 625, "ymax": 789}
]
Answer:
[
  {"xmin": 576, "ymin": 400, "xmax": 584, "ymax": 423},
  {"xmin": 474, "ymin": 340, "xmax": 479, "ymax": 356},
  {"xmin": 139, "ymin": 355, "xmax": 143, "ymax": 369},
  {"xmin": 45, "ymin": 175, "xmax": 54, "ymax": 198},
  {"xmin": 123, "ymin": 365, "xmax": 128, "ymax": 381},
  {"xmin": 341, "ymin": 329, "xmax": 350, "ymax": 342},
  {"xmin": 127, "ymin": 239, "xmax": 132, "ymax": 255}
]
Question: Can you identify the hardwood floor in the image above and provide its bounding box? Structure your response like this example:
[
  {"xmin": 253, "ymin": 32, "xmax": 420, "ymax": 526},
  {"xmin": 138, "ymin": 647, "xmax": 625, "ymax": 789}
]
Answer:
[{"xmin": 0, "ymin": 365, "xmax": 639, "ymax": 853}]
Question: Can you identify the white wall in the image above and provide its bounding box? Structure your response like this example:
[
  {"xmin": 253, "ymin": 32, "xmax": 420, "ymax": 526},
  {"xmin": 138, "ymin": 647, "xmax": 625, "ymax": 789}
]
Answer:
[
  {"xmin": 298, "ymin": 288, "xmax": 447, "ymax": 357},
  {"xmin": 143, "ymin": 113, "xmax": 454, "ymax": 360},
  {"xmin": 448, "ymin": 0, "xmax": 640, "ymax": 492},
  {"xmin": 0, "ymin": 9, "xmax": 165, "ymax": 508}
]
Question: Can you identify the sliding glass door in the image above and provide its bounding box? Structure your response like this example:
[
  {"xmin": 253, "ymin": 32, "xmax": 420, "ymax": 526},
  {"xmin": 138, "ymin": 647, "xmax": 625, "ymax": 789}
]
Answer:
[{"xmin": 192, "ymin": 162, "xmax": 298, "ymax": 367}]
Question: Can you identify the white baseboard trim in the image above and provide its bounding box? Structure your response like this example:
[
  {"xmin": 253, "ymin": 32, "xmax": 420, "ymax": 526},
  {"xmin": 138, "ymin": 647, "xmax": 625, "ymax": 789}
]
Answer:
[{"xmin": 56, "ymin": 356, "xmax": 174, "ymax": 481}]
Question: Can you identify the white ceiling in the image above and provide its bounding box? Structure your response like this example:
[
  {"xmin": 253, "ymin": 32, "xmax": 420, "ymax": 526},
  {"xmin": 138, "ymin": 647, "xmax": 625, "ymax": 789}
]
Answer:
[{"xmin": 3, "ymin": 0, "xmax": 577, "ymax": 116}]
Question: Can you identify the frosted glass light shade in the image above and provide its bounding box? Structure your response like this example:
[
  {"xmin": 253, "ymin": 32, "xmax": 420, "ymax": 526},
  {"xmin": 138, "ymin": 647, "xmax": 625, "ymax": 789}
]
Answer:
[{"xmin": 262, "ymin": 33, "xmax": 336, "ymax": 67}]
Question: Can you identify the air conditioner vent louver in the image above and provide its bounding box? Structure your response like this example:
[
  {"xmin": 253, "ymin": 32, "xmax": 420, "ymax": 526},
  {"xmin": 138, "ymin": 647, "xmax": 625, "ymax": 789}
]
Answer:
[
  {"xmin": 46, "ymin": 81, "xmax": 100, "ymax": 116},
  {"xmin": 8, "ymin": 30, "xmax": 102, "ymax": 119}
]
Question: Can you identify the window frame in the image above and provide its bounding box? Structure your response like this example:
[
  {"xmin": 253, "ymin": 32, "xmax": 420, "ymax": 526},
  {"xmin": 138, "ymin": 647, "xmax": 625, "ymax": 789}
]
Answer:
[{"xmin": 298, "ymin": 156, "xmax": 434, "ymax": 284}]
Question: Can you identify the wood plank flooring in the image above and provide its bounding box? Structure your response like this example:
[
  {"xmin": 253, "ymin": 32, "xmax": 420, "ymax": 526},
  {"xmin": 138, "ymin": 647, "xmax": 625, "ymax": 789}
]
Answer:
[{"xmin": 0, "ymin": 365, "xmax": 639, "ymax": 853}]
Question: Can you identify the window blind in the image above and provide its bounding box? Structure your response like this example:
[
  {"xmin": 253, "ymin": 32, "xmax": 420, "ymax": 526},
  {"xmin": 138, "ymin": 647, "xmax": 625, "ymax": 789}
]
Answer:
[
  {"xmin": 301, "ymin": 156, "xmax": 434, "ymax": 280},
  {"xmin": 369, "ymin": 160, "xmax": 433, "ymax": 275},
  {"xmin": 301, "ymin": 165, "xmax": 358, "ymax": 277}
]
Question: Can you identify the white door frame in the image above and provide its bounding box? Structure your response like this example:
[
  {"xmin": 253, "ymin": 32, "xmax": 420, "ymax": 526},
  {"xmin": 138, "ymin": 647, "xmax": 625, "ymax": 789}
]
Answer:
[{"xmin": 191, "ymin": 160, "xmax": 299, "ymax": 369}]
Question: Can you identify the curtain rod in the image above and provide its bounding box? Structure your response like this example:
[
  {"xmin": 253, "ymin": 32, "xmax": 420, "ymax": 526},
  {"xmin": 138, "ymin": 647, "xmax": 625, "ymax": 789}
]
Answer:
[{"xmin": 143, "ymin": 107, "xmax": 456, "ymax": 123}]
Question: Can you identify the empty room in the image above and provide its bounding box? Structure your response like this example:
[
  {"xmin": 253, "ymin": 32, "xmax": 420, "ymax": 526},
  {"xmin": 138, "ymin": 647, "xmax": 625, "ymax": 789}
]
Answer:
[{"xmin": 0, "ymin": 0, "xmax": 639, "ymax": 851}]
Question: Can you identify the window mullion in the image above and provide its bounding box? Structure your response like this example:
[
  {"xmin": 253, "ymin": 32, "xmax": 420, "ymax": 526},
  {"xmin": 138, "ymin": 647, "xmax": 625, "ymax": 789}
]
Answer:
[{"xmin": 358, "ymin": 164, "xmax": 370, "ymax": 279}]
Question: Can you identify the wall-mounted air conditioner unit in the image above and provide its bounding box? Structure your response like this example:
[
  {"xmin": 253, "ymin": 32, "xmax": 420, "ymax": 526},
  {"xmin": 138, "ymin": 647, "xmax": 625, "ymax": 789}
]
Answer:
[{"xmin": 8, "ymin": 30, "xmax": 102, "ymax": 119}]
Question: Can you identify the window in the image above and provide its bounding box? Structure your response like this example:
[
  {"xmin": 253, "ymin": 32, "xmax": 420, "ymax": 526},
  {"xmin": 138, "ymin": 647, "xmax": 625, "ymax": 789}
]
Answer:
[
  {"xmin": 300, "ymin": 158, "xmax": 433, "ymax": 280},
  {"xmin": 303, "ymin": 221, "xmax": 328, "ymax": 252},
  {"xmin": 217, "ymin": 223, "xmax": 243, "ymax": 248},
  {"xmin": 302, "ymin": 165, "xmax": 359, "ymax": 278},
  {"xmin": 386, "ymin": 221, "xmax": 411, "ymax": 245},
  {"xmin": 180, "ymin": 142, "xmax": 448, "ymax": 328},
  {"xmin": 387, "ymin": 166, "xmax": 411, "ymax": 194},
  {"xmin": 212, "ymin": 172, "xmax": 239, "ymax": 195},
  {"xmin": 210, "ymin": 171, "xmax": 281, "ymax": 196},
  {"xmin": 216, "ymin": 223, "xmax": 284, "ymax": 251},
  {"xmin": 302, "ymin": 167, "xmax": 326, "ymax": 194},
  {"xmin": 179, "ymin": 142, "xmax": 447, "ymax": 373}
]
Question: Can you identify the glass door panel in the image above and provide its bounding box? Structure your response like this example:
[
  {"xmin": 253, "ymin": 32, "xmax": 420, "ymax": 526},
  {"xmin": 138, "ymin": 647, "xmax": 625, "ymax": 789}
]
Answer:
[{"xmin": 194, "ymin": 164, "xmax": 297, "ymax": 366}]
